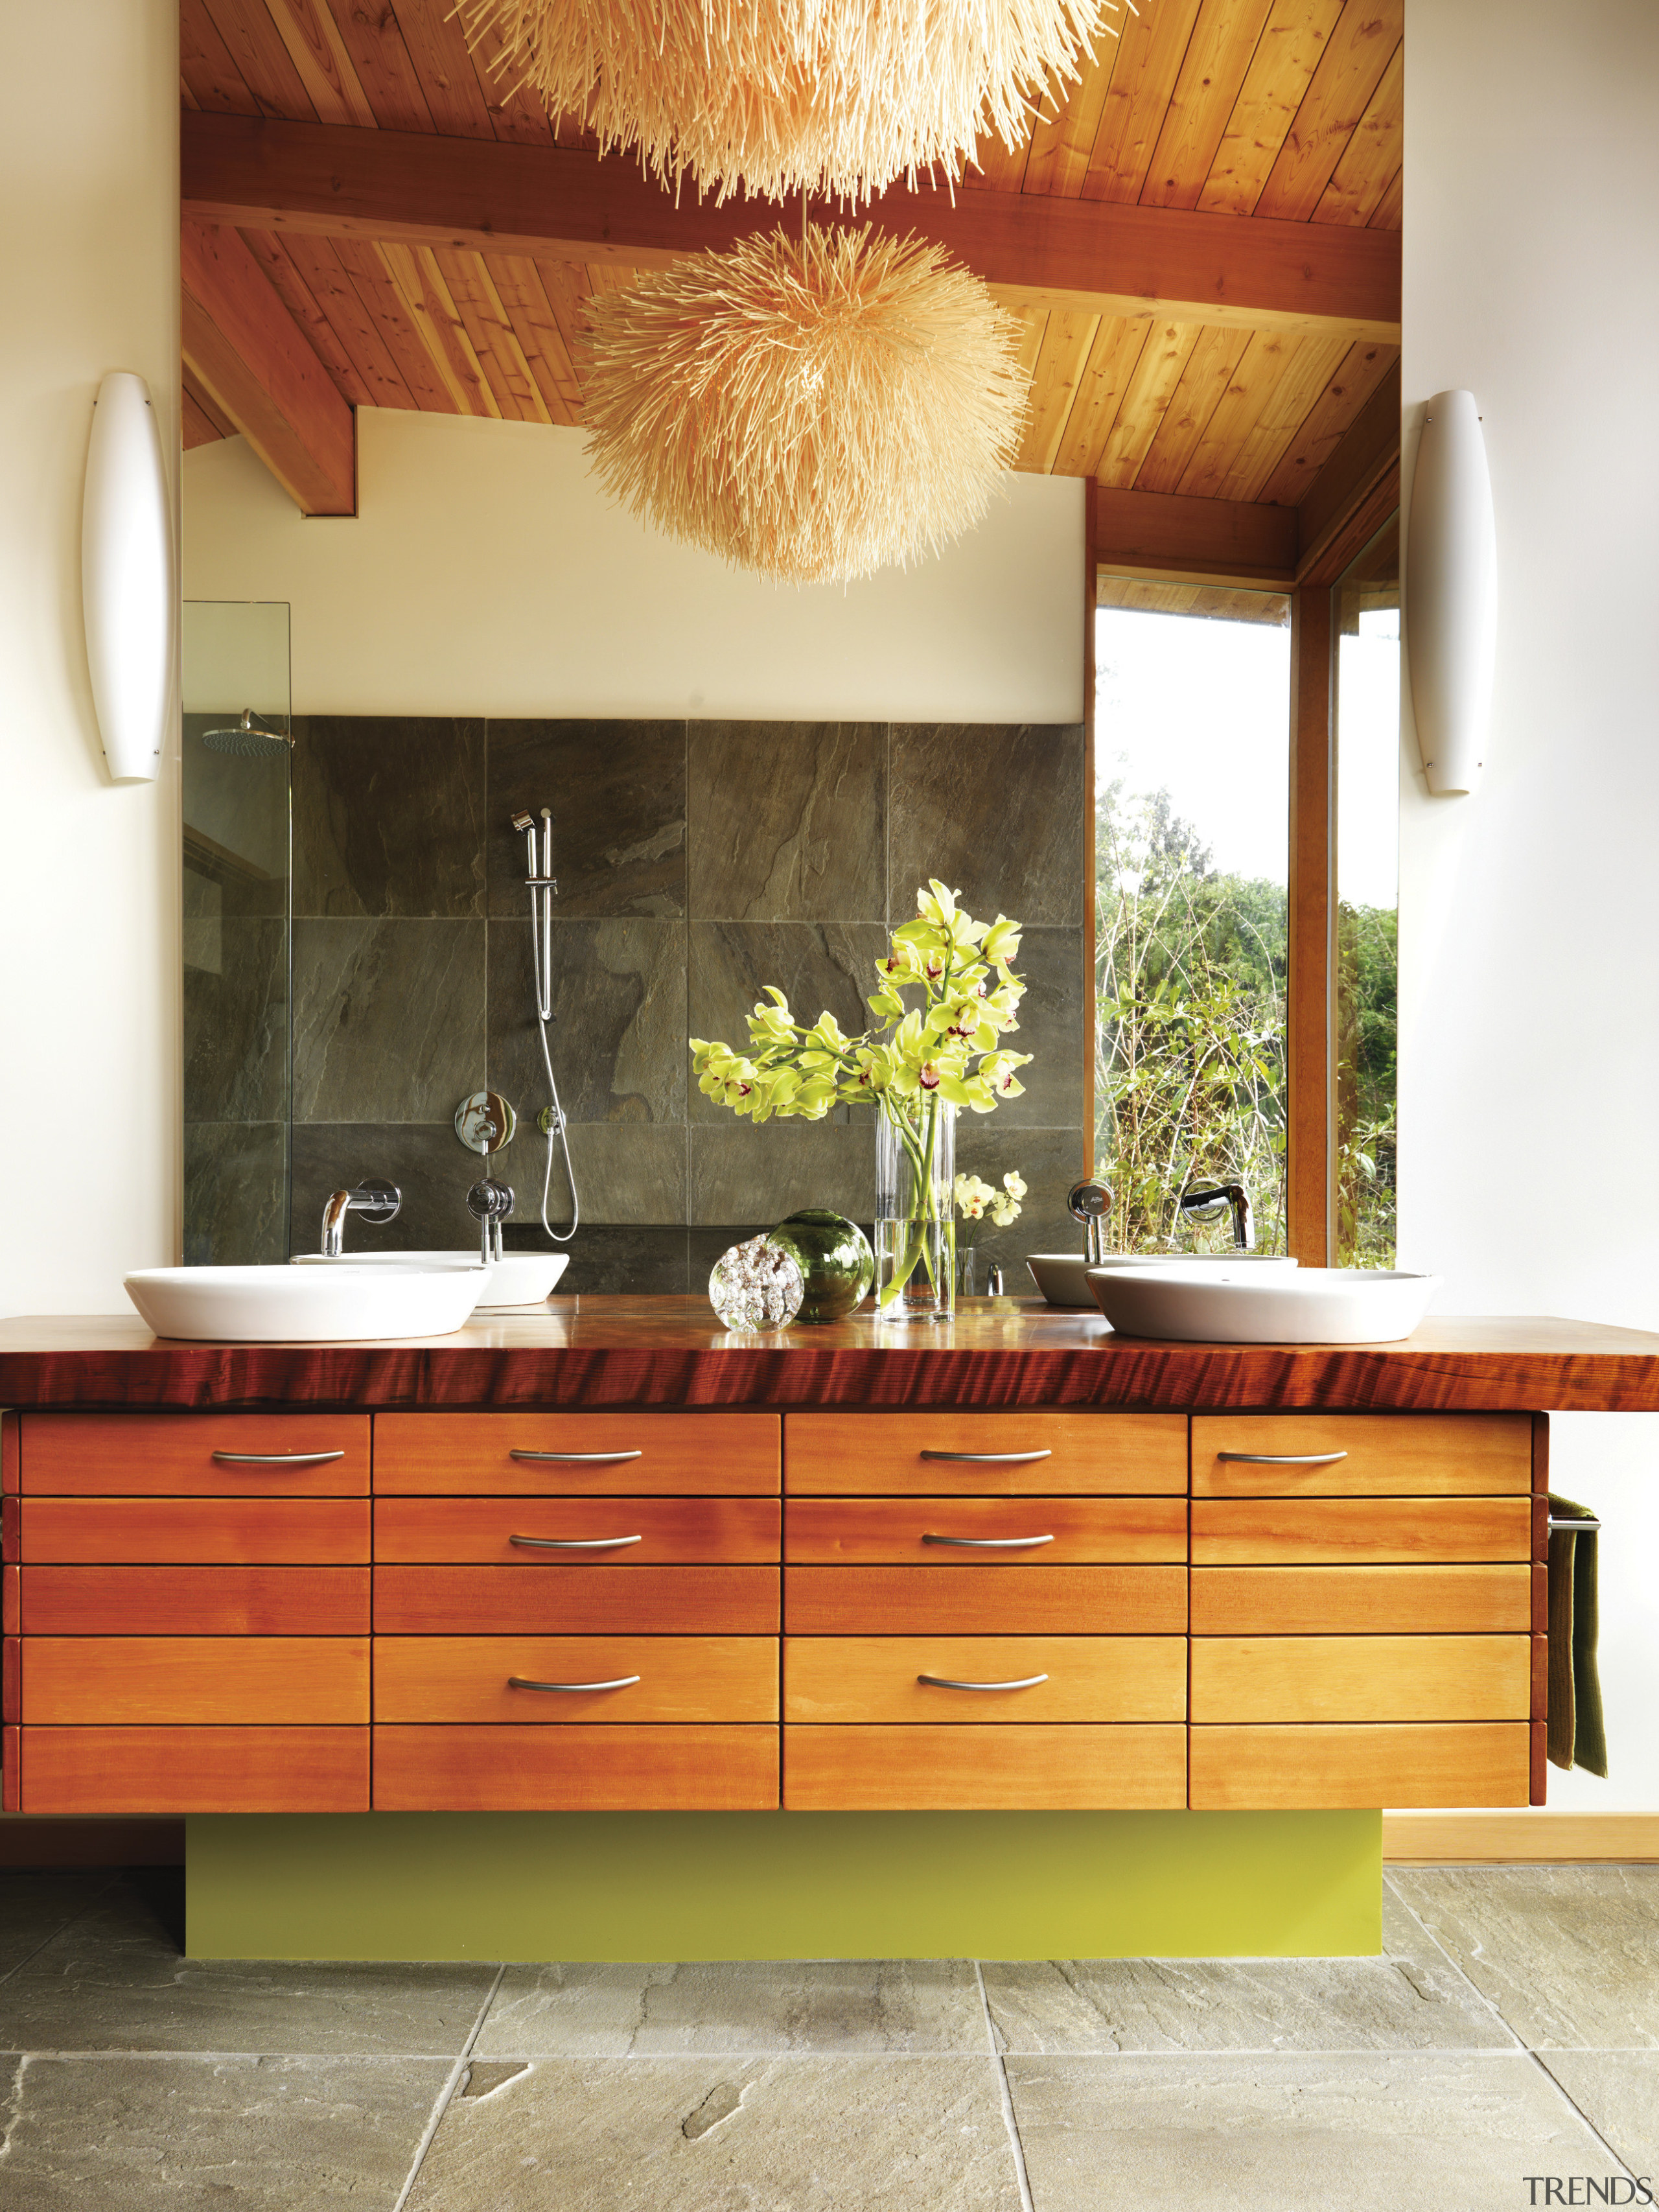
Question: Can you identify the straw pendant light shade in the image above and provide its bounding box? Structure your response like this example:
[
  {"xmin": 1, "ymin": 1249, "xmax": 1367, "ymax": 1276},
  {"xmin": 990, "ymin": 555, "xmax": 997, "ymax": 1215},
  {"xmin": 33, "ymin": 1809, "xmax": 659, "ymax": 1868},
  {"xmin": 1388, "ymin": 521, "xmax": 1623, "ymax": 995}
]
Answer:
[{"xmin": 581, "ymin": 224, "xmax": 1030, "ymax": 587}]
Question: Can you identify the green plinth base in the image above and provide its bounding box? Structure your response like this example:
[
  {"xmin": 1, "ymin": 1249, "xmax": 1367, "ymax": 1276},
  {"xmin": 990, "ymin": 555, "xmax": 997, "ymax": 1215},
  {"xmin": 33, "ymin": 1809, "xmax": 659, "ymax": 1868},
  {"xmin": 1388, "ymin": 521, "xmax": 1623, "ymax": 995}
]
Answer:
[{"xmin": 186, "ymin": 1810, "xmax": 1381, "ymax": 1961}]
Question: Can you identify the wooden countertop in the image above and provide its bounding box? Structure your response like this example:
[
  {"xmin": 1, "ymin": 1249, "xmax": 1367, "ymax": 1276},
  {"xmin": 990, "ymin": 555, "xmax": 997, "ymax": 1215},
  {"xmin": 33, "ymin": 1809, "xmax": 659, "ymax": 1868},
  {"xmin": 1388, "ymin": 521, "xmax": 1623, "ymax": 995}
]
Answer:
[{"xmin": 3, "ymin": 1297, "xmax": 1659, "ymax": 1412}]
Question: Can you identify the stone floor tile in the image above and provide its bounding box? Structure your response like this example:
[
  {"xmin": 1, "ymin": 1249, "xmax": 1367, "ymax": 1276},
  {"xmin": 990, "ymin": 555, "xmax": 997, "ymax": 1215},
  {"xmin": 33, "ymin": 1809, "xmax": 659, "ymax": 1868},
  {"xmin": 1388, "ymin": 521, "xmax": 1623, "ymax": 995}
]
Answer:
[
  {"xmin": 0, "ymin": 1874, "xmax": 112, "ymax": 1985},
  {"xmin": 474, "ymin": 1959, "xmax": 989, "ymax": 2055},
  {"xmin": 982, "ymin": 1892, "xmax": 1514, "ymax": 2055},
  {"xmin": 1542, "ymin": 2052, "xmax": 1659, "ymax": 2178},
  {"xmin": 404, "ymin": 2055, "xmax": 1023, "ymax": 2212},
  {"xmin": 1389, "ymin": 1867, "xmax": 1659, "ymax": 2049},
  {"xmin": 0, "ymin": 1878, "xmax": 496, "ymax": 2055},
  {"xmin": 0, "ymin": 2052, "xmax": 451, "ymax": 2210},
  {"xmin": 1006, "ymin": 2051, "xmax": 1621, "ymax": 2212}
]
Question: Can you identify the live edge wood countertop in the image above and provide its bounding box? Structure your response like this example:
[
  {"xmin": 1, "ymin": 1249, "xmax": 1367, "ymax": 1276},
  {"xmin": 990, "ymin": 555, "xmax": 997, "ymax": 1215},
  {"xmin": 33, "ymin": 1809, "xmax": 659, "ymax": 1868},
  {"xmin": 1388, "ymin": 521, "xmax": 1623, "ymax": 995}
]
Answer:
[{"xmin": 3, "ymin": 1298, "xmax": 1659, "ymax": 1414}]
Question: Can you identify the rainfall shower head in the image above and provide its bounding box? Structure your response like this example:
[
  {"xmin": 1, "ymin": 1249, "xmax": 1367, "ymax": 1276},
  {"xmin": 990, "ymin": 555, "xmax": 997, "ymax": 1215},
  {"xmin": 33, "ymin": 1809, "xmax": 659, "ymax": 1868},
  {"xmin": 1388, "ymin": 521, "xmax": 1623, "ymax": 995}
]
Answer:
[{"xmin": 202, "ymin": 709, "xmax": 292, "ymax": 757}]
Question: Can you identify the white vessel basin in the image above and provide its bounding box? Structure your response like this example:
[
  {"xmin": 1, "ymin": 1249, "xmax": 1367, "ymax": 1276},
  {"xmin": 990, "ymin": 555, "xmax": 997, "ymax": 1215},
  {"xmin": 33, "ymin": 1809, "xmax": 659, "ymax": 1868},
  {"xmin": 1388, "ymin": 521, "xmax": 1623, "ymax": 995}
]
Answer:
[
  {"xmin": 126, "ymin": 1264, "xmax": 487, "ymax": 1342},
  {"xmin": 293, "ymin": 1248, "xmax": 568, "ymax": 1310},
  {"xmin": 1085, "ymin": 1264, "xmax": 1441, "ymax": 1344},
  {"xmin": 1027, "ymin": 1250, "xmax": 1298, "ymax": 1309}
]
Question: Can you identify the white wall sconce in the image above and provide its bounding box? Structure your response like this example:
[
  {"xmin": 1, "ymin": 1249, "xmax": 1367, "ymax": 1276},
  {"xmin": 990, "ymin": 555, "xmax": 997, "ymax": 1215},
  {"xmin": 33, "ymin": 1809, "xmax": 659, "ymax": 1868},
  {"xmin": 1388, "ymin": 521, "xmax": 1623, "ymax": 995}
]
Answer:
[
  {"xmin": 82, "ymin": 371, "xmax": 175, "ymax": 784},
  {"xmin": 1406, "ymin": 388, "xmax": 1497, "ymax": 795}
]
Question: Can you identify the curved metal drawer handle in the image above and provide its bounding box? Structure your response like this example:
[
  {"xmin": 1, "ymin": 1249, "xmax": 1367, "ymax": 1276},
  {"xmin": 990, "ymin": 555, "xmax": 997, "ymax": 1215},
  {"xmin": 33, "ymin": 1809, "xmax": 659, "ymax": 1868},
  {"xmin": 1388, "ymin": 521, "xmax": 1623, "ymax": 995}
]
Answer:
[
  {"xmin": 922, "ymin": 1532, "xmax": 1055, "ymax": 1548},
  {"xmin": 1214, "ymin": 1451, "xmax": 1349, "ymax": 1466},
  {"xmin": 509, "ymin": 1673, "xmax": 642, "ymax": 1693},
  {"xmin": 509, "ymin": 1533, "xmax": 642, "ymax": 1550},
  {"xmin": 918, "ymin": 1672, "xmax": 1050, "ymax": 1692},
  {"xmin": 210, "ymin": 1450, "xmax": 346, "ymax": 1466},
  {"xmin": 918, "ymin": 1450, "xmax": 1052, "ymax": 1464},
  {"xmin": 509, "ymin": 1449, "xmax": 644, "ymax": 1463}
]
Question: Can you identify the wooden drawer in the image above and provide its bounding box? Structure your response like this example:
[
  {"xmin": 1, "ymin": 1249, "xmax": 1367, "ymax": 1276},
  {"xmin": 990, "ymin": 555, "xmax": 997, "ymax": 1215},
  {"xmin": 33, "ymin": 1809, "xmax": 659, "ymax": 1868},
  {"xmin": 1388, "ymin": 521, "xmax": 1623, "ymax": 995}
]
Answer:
[
  {"xmin": 1191, "ymin": 1414, "xmax": 1532, "ymax": 1497},
  {"xmin": 373, "ymin": 1414, "xmax": 780, "ymax": 1495},
  {"xmin": 21, "ymin": 1637, "xmax": 369, "ymax": 1724},
  {"xmin": 19, "ymin": 1566, "xmax": 371, "ymax": 1636},
  {"xmin": 1190, "ymin": 1635, "xmax": 1531, "ymax": 1723},
  {"xmin": 784, "ymin": 1497, "xmax": 1185, "ymax": 1565},
  {"xmin": 783, "ymin": 1724, "xmax": 1187, "ymax": 1809},
  {"xmin": 20, "ymin": 1725, "xmax": 370, "ymax": 1812},
  {"xmin": 785, "ymin": 1566, "xmax": 1187, "ymax": 1635},
  {"xmin": 783, "ymin": 1636, "xmax": 1186, "ymax": 1723},
  {"xmin": 19, "ymin": 1499, "xmax": 371, "ymax": 1565},
  {"xmin": 1190, "ymin": 1565, "xmax": 1534, "ymax": 1635},
  {"xmin": 20, "ymin": 1414, "xmax": 369, "ymax": 1495},
  {"xmin": 373, "ymin": 1724, "xmax": 780, "ymax": 1810},
  {"xmin": 375, "ymin": 1636, "xmax": 778, "ymax": 1722},
  {"xmin": 1190, "ymin": 1498, "xmax": 1531, "ymax": 1566},
  {"xmin": 375, "ymin": 1564, "xmax": 780, "ymax": 1634},
  {"xmin": 374, "ymin": 1496, "xmax": 780, "ymax": 1563},
  {"xmin": 784, "ymin": 1414, "xmax": 1186, "ymax": 1496},
  {"xmin": 1189, "ymin": 1723, "xmax": 1531, "ymax": 1809}
]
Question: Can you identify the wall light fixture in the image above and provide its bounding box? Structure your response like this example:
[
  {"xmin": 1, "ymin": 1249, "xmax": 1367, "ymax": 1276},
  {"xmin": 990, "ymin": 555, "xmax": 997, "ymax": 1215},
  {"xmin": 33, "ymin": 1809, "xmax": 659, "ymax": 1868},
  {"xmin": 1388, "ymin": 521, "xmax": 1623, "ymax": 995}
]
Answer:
[
  {"xmin": 82, "ymin": 371, "xmax": 174, "ymax": 784},
  {"xmin": 1406, "ymin": 388, "xmax": 1497, "ymax": 795}
]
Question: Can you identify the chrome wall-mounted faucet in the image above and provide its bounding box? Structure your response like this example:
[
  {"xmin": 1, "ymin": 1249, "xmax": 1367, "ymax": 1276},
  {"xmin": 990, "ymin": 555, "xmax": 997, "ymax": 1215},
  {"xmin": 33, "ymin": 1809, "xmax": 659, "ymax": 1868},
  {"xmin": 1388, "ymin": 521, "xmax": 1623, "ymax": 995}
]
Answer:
[
  {"xmin": 467, "ymin": 1175, "xmax": 515, "ymax": 1264},
  {"xmin": 1178, "ymin": 1180, "xmax": 1254, "ymax": 1253},
  {"xmin": 320, "ymin": 1178, "xmax": 400, "ymax": 1257},
  {"xmin": 1069, "ymin": 1180, "xmax": 1113, "ymax": 1264}
]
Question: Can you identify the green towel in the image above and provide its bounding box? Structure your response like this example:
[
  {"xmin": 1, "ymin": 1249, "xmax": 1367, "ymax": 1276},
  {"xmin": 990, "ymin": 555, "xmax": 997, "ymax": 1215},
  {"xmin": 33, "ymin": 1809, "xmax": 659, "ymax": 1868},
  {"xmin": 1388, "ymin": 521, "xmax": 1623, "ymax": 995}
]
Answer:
[{"xmin": 1547, "ymin": 1494, "xmax": 1607, "ymax": 1778}]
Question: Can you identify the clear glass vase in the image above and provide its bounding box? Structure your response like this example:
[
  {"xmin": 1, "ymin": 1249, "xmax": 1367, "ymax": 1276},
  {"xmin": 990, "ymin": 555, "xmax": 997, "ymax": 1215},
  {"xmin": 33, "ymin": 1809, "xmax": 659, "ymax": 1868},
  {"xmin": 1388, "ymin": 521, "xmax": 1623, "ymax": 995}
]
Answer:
[{"xmin": 874, "ymin": 1098, "xmax": 955, "ymax": 1322}]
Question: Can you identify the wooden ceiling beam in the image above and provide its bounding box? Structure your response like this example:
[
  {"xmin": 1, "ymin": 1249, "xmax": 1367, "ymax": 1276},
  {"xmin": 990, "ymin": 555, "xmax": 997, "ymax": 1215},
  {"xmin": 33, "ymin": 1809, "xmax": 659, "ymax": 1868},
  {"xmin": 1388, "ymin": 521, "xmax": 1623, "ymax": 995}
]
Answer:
[
  {"xmin": 181, "ymin": 215, "xmax": 357, "ymax": 515},
  {"xmin": 181, "ymin": 110, "xmax": 1402, "ymax": 344},
  {"xmin": 1095, "ymin": 487, "xmax": 1298, "ymax": 590}
]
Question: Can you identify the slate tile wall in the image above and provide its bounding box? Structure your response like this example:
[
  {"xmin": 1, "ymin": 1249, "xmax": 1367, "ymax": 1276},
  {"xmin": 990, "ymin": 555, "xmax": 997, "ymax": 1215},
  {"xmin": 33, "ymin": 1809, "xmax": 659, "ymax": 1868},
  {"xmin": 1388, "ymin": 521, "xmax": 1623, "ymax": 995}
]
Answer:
[{"xmin": 279, "ymin": 718, "xmax": 1087, "ymax": 1293}]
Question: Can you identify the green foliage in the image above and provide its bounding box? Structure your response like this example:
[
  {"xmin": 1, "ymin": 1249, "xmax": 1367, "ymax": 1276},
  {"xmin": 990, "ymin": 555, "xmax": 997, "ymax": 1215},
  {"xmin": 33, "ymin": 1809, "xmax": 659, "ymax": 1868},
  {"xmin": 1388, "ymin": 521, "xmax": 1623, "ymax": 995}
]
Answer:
[{"xmin": 1336, "ymin": 898, "xmax": 1398, "ymax": 1266}]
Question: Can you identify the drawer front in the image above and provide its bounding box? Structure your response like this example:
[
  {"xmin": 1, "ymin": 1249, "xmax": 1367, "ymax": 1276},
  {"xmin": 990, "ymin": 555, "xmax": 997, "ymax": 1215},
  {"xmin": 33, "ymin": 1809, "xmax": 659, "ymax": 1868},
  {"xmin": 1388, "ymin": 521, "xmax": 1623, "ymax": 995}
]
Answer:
[
  {"xmin": 375, "ymin": 1636, "xmax": 778, "ymax": 1723},
  {"xmin": 783, "ymin": 1724, "xmax": 1187, "ymax": 1810},
  {"xmin": 784, "ymin": 1498, "xmax": 1185, "ymax": 1565},
  {"xmin": 21, "ymin": 1414, "xmax": 369, "ymax": 1495},
  {"xmin": 785, "ymin": 1414, "xmax": 1187, "ymax": 1496},
  {"xmin": 1190, "ymin": 1565, "xmax": 1533, "ymax": 1635},
  {"xmin": 785, "ymin": 1566, "xmax": 1187, "ymax": 1635},
  {"xmin": 374, "ymin": 1496, "xmax": 780, "ymax": 1564},
  {"xmin": 1190, "ymin": 1635, "xmax": 1531, "ymax": 1723},
  {"xmin": 373, "ymin": 1723, "xmax": 780, "ymax": 1810},
  {"xmin": 20, "ymin": 1499, "xmax": 371, "ymax": 1566},
  {"xmin": 1189, "ymin": 1723, "xmax": 1531, "ymax": 1809},
  {"xmin": 21, "ymin": 1567, "xmax": 369, "ymax": 1636},
  {"xmin": 22, "ymin": 1637, "xmax": 369, "ymax": 1725},
  {"xmin": 783, "ymin": 1636, "xmax": 1186, "ymax": 1723},
  {"xmin": 1190, "ymin": 1498, "xmax": 1532, "ymax": 1566},
  {"xmin": 21, "ymin": 1725, "xmax": 370, "ymax": 1812},
  {"xmin": 373, "ymin": 1414, "xmax": 780, "ymax": 1495},
  {"xmin": 1191, "ymin": 1414, "xmax": 1532, "ymax": 1497},
  {"xmin": 375, "ymin": 1565, "xmax": 780, "ymax": 1635}
]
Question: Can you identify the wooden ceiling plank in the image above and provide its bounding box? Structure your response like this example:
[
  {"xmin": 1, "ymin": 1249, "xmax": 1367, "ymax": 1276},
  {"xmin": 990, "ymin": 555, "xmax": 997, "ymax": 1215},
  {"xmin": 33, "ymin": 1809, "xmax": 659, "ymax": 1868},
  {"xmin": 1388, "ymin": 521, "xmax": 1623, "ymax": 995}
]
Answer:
[
  {"xmin": 1256, "ymin": 336, "xmax": 1395, "ymax": 506},
  {"xmin": 374, "ymin": 242, "xmax": 494, "ymax": 415},
  {"xmin": 1018, "ymin": 309, "xmax": 1102, "ymax": 473},
  {"xmin": 1251, "ymin": 0, "xmax": 1403, "ymax": 222},
  {"xmin": 1096, "ymin": 320, "xmax": 1204, "ymax": 487},
  {"xmin": 1131, "ymin": 323, "xmax": 1254, "ymax": 493},
  {"xmin": 181, "ymin": 216, "xmax": 355, "ymax": 513},
  {"xmin": 238, "ymin": 227, "xmax": 376, "ymax": 406},
  {"xmin": 1095, "ymin": 485, "xmax": 1297, "ymax": 585},
  {"xmin": 183, "ymin": 113, "xmax": 1402, "ymax": 342},
  {"xmin": 279, "ymin": 232, "xmax": 419, "ymax": 410},
  {"xmin": 532, "ymin": 259, "xmax": 596, "ymax": 369},
  {"xmin": 1211, "ymin": 330, "xmax": 1351, "ymax": 500},
  {"xmin": 1050, "ymin": 316, "xmax": 1150, "ymax": 478},
  {"xmin": 182, "ymin": 386, "xmax": 225, "ymax": 449},
  {"xmin": 329, "ymin": 235, "xmax": 462, "ymax": 412},
  {"xmin": 583, "ymin": 261, "xmax": 643, "ymax": 299},
  {"xmin": 181, "ymin": 0, "xmax": 262, "ymax": 114},
  {"xmin": 1021, "ymin": 35, "xmax": 1124, "ymax": 200},
  {"xmin": 483, "ymin": 254, "xmax": 582, "ymax": 421},
  {"xmin": 410, "ymin": 246, "xmax": 503, "ymax": 415},
  {"xmin": 453, "ymin": 7, "xmax": 558, "ymax": 145},
  {"xmin": 1312, "ymin": 41, "xmax": 1404, "ymax": 226},
  {"xmin": 198, "ymin": 0, "xmax": 320, "ymax": 121},
  {"xmin": 1012, "ymin": 308, "xmax": 1053, "ymax": 395},
  {"xmin": 1293, "ymin": 354, "xmax": 1400, "ymax": 578},
  {"xmin": 435, "ymin": 246, "xmax": 550, "ymax": 421},
  {"xmin": 263, "ymin": 0, "xmax": 377, "ymax": 129},
  {"xmin": 1174, "ymin": 325, "xmax": 1301, "ymax": 496},
  {"xmin": 183, "ymin": 366, "xmax": 239, "ymax": 441},
  {"xmin": 319, "ymin": 0, "xmax": 437, "ymax": 134},
  {"xmin": 1368, "ymin": 162, "xmax": 1403, "ymax": 230},
  {"xmin": 386, "ymin": 0, "xmax": 496, "ymax": 137},
  {"xmin": 1082, "ymin": 0, "xmax": 1205, "ymax": 205},
  {"xmin": 1140, "ymin": 0, "xmax": 1277, "ymax": 211},
  {"xmin": 1196, "ymin": 0, "xmax": 1344, "ymax": 217}
]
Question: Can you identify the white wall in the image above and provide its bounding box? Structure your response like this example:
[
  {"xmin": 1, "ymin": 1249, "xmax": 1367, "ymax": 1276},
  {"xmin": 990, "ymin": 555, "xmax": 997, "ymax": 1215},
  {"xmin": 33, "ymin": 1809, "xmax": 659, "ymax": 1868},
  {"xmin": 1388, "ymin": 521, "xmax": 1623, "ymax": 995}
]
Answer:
[
  {"xmin": 0, "ymin": 0, "xmax": 181, "ymax": 1316},
  {"xmin": 1400, "ymin": 0, "xmax": 1659, "ymax": 1806},
  {"xmin": 182, "ymin": 410, "xmax": 1084, "ymax": 723}
]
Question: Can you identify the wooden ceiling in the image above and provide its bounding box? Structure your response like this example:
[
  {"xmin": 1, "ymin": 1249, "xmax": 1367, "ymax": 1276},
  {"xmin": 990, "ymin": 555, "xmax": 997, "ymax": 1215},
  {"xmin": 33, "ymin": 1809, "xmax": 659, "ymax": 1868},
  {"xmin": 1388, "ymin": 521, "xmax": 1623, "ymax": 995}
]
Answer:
[{"xmin": 178, "ymin": 0, "xmax": 1402, "ymax": 588}]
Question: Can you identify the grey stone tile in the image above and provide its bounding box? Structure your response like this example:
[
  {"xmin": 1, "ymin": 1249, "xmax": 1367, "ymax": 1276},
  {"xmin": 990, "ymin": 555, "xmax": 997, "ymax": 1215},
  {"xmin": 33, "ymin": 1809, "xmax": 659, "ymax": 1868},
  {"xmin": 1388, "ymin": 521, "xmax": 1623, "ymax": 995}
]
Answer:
[
  {"xmin": 293, "ymin": 918, "xmax": 485, "ymax": 1122},
  {"xmin": 183, "ymin": 917, "xmax": 288, "ymax": 1123},
  {"xmin": 487, "ymin": 918, "xmax": 686, "ymax": 1126},
  {"xmin": 688, "ymin": 721, "xmax": 886, "ymax": 922},
  {"xmin": 690, "ymin": 1121, "xmax": 875, "ymax": 1226},
  {"xmin": 688, "ymin": 921, "xmax": 887, "ymax": 1123},
  {"xmin": 982, "ymin": 1894, "xmax": 1513, "ymax": 2055},
  {"xmin": 688, "ymin": 1226, "xmax": 772, "ymax": 1293},
  {"xmin": 0, "ymin": 2053, "xmax": 450, "ymax": 2209},
  {"xmin": 507, "ymin": 1223, "xmax": 688, "ymax": 1293},
  {"xmin": 290, "ymin": 1121, "xmax": 488, "ymax": 1255},
  {"xmin": 955, "ymin": 1124, "xmax": 1086, "ymax": 1292},
  {"xmin": 1541, "ymin": 2052, "xmax": 1659, "ymax": 2176},
  {"xmin": 184, "ymin": 1121, "xmax": 289, "ymax": 1267},
  {"xmin": 0, "ymin": 1873, "xmax": 111, "ymax": 1985},
  {"xmin": 184, "ymin": 715, "xmax": 290, "ymax": 891},
  {"xmin": 988, "ymin": 927, "xmax": 1085, "ymax": 1129},
  {"xmin": 293, "ymin": 714, "xmax": 486, "ymax": 918},
  {"xmin": 404, "ymin": 2055, "xmax": 1021, "ymax": 2211},
  {"xmin": 889, "ymin": 724, "xmax": 1085, "ymax": 929},
  {"xmin": 474, "ymin": 1960, "xmax": 987, "ymax": 2055},
  {"xmin": 1388, "ymin": 1867, "xmax": 1659, "ymax": 2050},
  {"xmin": 1005, "ymin": 2051, "xmax": 1616, "ymax": 2212},
  {"xmin": 556, "ymin": 1124, "xmax": 687, "ymax": 1225},
  {"xmin": 488, "ymin": 720, "xmax": 686, "ymax": 918}
]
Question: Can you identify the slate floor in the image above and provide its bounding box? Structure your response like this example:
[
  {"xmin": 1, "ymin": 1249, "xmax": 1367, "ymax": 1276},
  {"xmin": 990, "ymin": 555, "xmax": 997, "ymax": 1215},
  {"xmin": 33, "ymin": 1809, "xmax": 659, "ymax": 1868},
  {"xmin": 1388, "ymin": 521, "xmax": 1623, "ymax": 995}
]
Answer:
[{"xmin": 1, "ymin": 1865, "xmax": 1656, "ymax": 2208}]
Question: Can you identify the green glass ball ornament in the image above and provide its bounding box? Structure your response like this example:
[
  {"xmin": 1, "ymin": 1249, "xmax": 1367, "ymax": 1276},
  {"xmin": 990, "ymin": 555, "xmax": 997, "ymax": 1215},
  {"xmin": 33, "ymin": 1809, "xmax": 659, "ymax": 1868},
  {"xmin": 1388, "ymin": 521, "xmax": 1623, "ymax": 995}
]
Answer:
[{"xmin": 767, "ymin": 1209, "xmax": 875, "ymax": 1323}]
